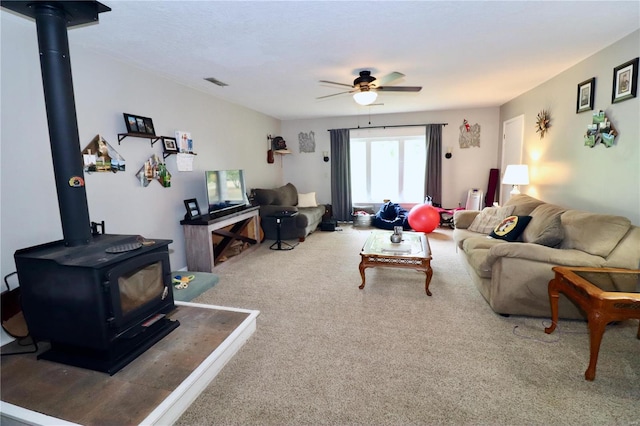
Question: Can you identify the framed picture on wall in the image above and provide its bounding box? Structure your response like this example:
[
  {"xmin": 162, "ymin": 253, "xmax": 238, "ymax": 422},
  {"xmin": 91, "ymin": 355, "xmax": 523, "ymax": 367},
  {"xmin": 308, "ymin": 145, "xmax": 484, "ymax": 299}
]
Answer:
[
  {"xmin": 576, "ymin": 77, "xmax": 595, "ymax": 113},
  {"xmin": 612, "ymin": 57, "xmax": 638, "ymax": 103}
]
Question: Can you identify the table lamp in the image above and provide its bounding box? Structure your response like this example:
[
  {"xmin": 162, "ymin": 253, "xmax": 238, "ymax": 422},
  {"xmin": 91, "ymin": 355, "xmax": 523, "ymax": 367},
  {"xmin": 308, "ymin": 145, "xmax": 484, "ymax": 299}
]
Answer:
[{"xmin": 502, "ymin": 164, "xmax": 529, "ymax": 195}]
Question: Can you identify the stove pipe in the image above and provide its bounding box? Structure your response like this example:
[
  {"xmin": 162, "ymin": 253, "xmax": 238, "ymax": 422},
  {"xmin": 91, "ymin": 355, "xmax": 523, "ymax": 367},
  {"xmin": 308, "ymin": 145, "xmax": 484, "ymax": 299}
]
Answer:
[{"xmin": 2, "ymin": 1, "xmax": 110, "ymax": 246}]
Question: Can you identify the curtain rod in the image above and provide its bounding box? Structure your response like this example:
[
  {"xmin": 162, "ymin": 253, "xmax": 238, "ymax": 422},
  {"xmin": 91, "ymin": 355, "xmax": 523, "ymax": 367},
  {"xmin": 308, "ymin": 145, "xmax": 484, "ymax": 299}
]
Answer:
[{"xmin": 327, "ymin": 123, "xmax": 448, "ymax": 131}]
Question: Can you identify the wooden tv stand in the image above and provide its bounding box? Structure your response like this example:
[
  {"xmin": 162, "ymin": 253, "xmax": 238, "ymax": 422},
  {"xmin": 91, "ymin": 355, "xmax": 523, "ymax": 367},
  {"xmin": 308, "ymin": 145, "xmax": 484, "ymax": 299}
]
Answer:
[{"xmin": 180, "ymin": 206, "xmax": 261, "ymax": 272}]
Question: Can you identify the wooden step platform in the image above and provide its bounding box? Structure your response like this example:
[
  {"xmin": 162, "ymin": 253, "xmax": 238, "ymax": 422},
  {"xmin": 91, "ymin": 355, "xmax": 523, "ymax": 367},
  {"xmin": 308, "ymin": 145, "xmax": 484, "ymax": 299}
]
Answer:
[{"xmin": 1, "ymin": 302, "xmax": 259, "ymax": 425}]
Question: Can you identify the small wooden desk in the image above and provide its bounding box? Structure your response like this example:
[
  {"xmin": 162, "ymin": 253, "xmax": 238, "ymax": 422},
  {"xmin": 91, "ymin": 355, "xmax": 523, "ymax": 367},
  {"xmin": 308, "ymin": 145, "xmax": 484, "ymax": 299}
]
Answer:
[
  {"xmin": 544, "ymin": 266, "xmax": 640, "ymax": 380},
  {"xmin": 181, "ymin": 206, "xmax": 260, "ymax": 272}
]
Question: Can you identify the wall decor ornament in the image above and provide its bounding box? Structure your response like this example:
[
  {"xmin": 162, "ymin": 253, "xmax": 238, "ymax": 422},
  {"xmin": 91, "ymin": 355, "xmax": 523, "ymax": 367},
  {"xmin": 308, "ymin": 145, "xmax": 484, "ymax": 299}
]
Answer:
[
  {"xmin": 584, "ymin": 110, "xmax": 617, "ymax": 148},
  {"xmin": 612, "ymin": 57, "xmax": 638, "ymax": 103},
  {"xmin": 135, "ymin": 154, "xmax": 171, "ymax": 187},
  {"xmin": 175, "ymin": 130, "xmax": 193, "ymax": 153},
  {"xmin": 81, "ymin": 134, "xmax": 125, "ymax": 173},
  {"xmin": 576, "ymin": 77, "xmax": 595, "ymax": 113},
  {"xmin": 271, "ymin": 136, "xmax": 287, "ymax": 151},
  {"xmin": 298, "ymin": 131, "xmax": 316, "ymax": 153},
  {"xmin": 458, "ymin": 119, "xmax": 481, "ymax": 148},
  {"xmin": 535, "ymin": 110, "xmax": 551, "ymax": 138}
]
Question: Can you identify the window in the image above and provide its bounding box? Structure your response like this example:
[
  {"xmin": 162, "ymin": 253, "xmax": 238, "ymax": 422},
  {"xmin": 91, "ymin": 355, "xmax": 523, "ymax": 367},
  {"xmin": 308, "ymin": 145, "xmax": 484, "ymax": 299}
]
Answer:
[{"xmin": 350, "ymin": 128, "xmax": 426, "ymax": 204}]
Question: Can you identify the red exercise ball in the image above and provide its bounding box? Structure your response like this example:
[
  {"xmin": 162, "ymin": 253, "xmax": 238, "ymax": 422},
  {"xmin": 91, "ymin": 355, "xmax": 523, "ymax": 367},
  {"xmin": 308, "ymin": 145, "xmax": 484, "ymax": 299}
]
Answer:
[{"xmin": 408, "ymin": 204, "xmax": 440, "ymax": 233}]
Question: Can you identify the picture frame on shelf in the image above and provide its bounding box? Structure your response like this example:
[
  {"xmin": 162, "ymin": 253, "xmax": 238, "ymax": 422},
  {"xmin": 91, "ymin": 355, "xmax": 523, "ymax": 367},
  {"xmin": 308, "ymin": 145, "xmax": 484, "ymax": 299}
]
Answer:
[
  {"xmin": 576, "ymin": 77, "xmax": 595, "ymax": 113},
  {"xmin": 184, "ymin": 198, "xmax": 201, "ymax": 221},
  {"xmin": 612, "ymin": 57, "xmax": 638, "ymax": 103},
  {"xmin": 143, "ymin": 117, "xmax": 155, "ymax": 135},
  {"xmin": 162, "ymin": 136, "xmax": 178, "ymax": 154},
  {"xmin": 123, "ymin": 113, "xmax": 156, "ymax": 135}
]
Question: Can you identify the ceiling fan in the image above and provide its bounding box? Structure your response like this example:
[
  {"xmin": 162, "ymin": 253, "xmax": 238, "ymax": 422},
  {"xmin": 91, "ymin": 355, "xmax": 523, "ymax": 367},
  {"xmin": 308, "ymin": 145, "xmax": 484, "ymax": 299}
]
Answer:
[{"xmin": 318, "ymin": 70, "xmax": 422, "ymax": 105}]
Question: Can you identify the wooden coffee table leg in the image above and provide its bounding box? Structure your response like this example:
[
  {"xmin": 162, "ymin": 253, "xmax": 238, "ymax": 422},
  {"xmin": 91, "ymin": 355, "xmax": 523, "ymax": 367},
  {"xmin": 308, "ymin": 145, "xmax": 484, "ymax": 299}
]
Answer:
[
  {"xmin": 359, "ymin": 260, "xmax": 366, "ymax": 289},
  {"xmin": 544, "ymin": 276, "xmax": 560, "ymax": 334},
  {"xmin": 585, "ymin": 315, "xmax": 607, "ymax": 381},
  {"xmin": 424, "ymin": 266, "xmax": 433, "ymax": 296}
]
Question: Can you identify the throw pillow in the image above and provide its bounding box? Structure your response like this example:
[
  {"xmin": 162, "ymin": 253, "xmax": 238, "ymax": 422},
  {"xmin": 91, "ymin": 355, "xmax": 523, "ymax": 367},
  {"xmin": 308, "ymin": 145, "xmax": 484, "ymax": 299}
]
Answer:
[
  {"xmin": 297, "ymin": 192, "xmax": 317, "ymax": 208},
  {"xmin": 489, "ymin": 215, "xmax": 532, "ymax": 242},
  {"xmin": 528, "ymin": 214, "xmax": 564, "ymax": 247},
  {"xmin": 468, "ymin": 205, "xmax": 515, "ymax": 234}
]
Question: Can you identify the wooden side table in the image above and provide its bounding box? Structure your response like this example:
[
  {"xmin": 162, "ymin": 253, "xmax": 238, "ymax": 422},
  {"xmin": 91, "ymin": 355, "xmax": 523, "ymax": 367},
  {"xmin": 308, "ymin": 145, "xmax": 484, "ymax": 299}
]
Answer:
[{"xmin": 544, "ymin": 266, "xmax": 640, "ymax": 380}]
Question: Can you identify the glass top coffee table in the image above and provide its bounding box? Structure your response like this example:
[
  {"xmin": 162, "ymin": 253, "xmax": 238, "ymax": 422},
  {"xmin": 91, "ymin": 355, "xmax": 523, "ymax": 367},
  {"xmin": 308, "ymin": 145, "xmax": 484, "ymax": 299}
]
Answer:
[
  {"xmin": 544, "ymin": 266, "xmax": 640, "ymax": 380},
  {"xmin": 359, "ymin": 230, "xmax": 433, "ymax": 295}
]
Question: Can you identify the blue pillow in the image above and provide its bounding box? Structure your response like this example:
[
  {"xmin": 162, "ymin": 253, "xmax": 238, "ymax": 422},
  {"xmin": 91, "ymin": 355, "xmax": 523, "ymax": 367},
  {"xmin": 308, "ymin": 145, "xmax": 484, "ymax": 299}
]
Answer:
[{"xmin": 489, "ymin": 215, "xmax": 532, "ymax": 242}]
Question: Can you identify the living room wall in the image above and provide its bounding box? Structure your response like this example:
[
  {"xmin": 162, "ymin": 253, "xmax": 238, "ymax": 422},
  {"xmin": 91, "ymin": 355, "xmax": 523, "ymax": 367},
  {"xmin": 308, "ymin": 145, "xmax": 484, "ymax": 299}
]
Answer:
[
  {"xmin": 280, "ymin": 107, "xmax": 501, "ymax": 211},
  {"xmin": 0, "ymin": 12, "xmax": 282, "ymax": 279},
  {"xmin": 500, "ymin": 30, "xmax": 639, "ymax": 225}
]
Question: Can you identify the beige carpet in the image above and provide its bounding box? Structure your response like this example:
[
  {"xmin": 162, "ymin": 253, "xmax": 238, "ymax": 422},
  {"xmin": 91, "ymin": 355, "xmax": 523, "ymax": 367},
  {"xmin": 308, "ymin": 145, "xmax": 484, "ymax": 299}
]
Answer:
[{"xmin": 176, "ymin": 225, "xmax": 639, "ymax": 425}]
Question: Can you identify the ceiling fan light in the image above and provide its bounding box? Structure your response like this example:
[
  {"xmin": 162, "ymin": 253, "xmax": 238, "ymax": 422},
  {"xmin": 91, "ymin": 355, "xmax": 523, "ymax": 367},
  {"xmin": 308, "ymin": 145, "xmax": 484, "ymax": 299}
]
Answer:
[{"xmin": 353, "ymin": 91, "xmax": 378, "ymax": 106}]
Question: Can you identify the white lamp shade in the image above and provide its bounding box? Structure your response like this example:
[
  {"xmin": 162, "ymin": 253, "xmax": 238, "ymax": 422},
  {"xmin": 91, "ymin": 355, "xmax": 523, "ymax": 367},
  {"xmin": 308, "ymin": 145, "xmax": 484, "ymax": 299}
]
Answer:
[
  {"xmin": 353, "ymin": 91, "xmax": 378, "ymax": 106},
  {"xmin": 502, "ymin": 164, "xmax": 530, "ymax": 185}
]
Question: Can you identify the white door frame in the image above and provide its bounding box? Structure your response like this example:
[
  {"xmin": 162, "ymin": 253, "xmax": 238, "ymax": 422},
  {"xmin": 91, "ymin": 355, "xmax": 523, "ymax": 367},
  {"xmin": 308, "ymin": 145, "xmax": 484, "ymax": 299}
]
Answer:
[{"xmin": 500, "ymin": 115, "xmax": 525, "ymax": 205}]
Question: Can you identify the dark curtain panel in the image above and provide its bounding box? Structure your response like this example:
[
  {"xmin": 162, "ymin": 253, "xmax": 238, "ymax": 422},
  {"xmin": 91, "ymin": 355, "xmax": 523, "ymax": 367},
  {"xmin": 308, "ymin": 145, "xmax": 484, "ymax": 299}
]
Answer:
[
  {"xmin": 424, "ymin": 124, "xmax": 443, "ymax": 205},
  {"xmin": 330, "ymin": 129, "xmax": 352, "ymax": 221}
]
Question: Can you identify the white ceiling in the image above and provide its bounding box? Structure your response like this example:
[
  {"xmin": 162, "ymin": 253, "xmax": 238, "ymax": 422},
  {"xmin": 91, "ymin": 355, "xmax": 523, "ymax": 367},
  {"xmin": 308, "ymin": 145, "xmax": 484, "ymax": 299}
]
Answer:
[{"xmin": 8, "ymin": 1, "xmax": 640, "ymax": 120}]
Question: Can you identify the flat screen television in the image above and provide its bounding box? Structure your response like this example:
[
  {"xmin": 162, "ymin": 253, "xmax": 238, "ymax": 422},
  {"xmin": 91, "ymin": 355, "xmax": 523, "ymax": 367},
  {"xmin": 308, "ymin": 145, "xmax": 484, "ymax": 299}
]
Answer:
[{"xmin": 206, "ymin": 169, "xmax": 249, "ymax": 217}]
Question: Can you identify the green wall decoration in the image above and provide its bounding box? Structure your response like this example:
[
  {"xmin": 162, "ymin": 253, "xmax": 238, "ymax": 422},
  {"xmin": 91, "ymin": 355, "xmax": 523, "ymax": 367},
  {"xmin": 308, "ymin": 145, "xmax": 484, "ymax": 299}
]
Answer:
[
  {"xmin": 136, "ymin": 154, "xmax": 171, "ymax": 187},
  {"xmin": 584, "ymin": 110, "xmax": 617, "ymax": 148}
]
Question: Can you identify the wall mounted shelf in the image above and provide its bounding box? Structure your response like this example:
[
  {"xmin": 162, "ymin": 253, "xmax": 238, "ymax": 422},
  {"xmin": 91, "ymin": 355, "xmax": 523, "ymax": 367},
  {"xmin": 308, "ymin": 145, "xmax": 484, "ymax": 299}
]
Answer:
[
  {"xmin": 163, "ymin": 151, "xmax": 197, "ymax": 160},
  {"xmin": 117, "ymin": 133, "xmax": 162, "ymax": 146}
]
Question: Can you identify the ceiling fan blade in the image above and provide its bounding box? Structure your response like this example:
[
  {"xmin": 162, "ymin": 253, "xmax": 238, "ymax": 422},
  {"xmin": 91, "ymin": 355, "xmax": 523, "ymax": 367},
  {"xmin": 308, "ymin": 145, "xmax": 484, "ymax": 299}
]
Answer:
[
  {"xmin": 319, "ymin": 80, "xmax": 353, "ymax": 88},
  {"xmin": 376, "ymin": 86, "xmax": 422, "ymax": 92},
  {"xmin": 377, "ymin": 71, "xmax": 405, "ymax": 86},
  {"xmin": 316, "ymin": 90, "xmax": 353, "ymax": 99}
]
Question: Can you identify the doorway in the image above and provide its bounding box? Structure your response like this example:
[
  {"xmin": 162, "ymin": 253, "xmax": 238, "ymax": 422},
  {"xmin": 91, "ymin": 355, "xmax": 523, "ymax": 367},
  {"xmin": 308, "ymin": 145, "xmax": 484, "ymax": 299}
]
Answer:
[{"xmin": 500, "ymin": 115, "xmax": 524, "ymax": 204}]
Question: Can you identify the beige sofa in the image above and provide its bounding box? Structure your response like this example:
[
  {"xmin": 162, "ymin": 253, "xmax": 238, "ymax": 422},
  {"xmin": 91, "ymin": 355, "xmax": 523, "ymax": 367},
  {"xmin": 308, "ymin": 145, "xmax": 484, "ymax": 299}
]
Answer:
[{"xmin": 453, "ymin": 195, "xmax": 640, "ymax": 319}]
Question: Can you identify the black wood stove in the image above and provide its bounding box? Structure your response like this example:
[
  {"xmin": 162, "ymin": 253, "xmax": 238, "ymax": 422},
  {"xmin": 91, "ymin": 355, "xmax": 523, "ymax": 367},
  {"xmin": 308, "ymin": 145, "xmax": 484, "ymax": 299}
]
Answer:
[{"xmin": 2, "ymin": 0, "xmax": 179, "ymax": 375}]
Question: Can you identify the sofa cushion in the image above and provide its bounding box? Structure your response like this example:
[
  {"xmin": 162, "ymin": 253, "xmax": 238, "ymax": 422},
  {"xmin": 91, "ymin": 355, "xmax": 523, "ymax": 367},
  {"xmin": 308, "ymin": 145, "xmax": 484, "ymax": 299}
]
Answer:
[
  {"xmin": 489, "ymin": 215, "xmax": 532, "ymax": 242},
  {"xmin": 254, "ymin": 183, "xmax": 299, "ymax": 207},
  {"xmin": 504, "ymin": 194, "xmax": 546, "ymax": 216},
  {"xmin": 254, "ymin": 188, "xmax": 278, "ymax": 205},
  {"xmin": 560, "ymin": 210, "xmax": 631, "ymax": 258},
  {"xmin": 462, "ymin": 236, "xmax": 506, "ymax": 252},
  {"xmin": 297, "ymin": 192, "xmax": 317, "ymax": 208},
  {"xmin": 522, "ymin": 203, "xmax": 566, "ymax": 247},
  {"xmin": 467, "ymin": 206, "xmax": 515, "ymax": 234},
  {"xmin": 603, "ymin": 226, "xmax": 640, "ymax": 269},
  {"xmin": 278, "ymin": 183, "xmax": 298, "ymax": 206}
]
